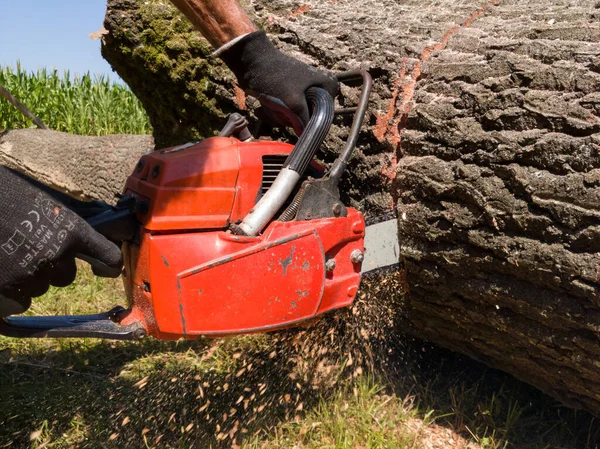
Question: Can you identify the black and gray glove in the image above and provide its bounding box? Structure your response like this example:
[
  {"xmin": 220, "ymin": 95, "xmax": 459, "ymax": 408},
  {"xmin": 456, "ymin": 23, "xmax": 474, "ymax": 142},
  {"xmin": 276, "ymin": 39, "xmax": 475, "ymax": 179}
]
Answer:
[
  {"xmin": 0, "ymin": 167, "xmax": 122, "ymax": 316},
  {"xmin": 219, "ymin": 30, "xmax": 338, "ymax": 135}
]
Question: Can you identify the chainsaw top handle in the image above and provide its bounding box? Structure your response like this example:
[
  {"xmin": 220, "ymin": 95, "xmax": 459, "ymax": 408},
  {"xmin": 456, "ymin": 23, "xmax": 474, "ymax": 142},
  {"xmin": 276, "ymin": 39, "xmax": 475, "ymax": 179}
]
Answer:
[
  {"xmin": 283, "ymin": 87, "xmax": 334, "ymax": 176},
  {"xmin": 285, "ymin": 69, "xmax": 373, "ymax": 176},
  {"xmin": 329, "ymin": 70, "xmax": 373, "ymax": 183},
  {"xmin": 234, "ymin": 69, "xmax": 372, "ymax": 237}
]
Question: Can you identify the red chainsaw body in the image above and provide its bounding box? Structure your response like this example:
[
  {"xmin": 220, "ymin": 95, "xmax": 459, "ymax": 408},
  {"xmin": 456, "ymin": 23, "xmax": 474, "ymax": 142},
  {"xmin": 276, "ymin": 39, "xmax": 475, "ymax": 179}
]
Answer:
[{"xmin": 120, "ymin": 137, "xmax": 365, "ymax": 339}]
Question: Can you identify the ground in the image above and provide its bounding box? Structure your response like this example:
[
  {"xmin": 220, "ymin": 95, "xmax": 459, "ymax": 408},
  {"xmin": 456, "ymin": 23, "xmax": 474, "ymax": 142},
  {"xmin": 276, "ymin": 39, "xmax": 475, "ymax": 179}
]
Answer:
[{"xmin": 1, "ymin": 265, "xmax": 598, "ymax": 448}]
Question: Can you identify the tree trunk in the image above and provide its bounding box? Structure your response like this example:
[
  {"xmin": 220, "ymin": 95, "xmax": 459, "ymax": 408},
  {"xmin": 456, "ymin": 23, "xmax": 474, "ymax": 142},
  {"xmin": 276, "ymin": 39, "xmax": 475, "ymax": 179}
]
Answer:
[
  {"xmin": 101, "ymin": 0, "xmax": 245, "ymax": 149},
  {"xmin": 90, "ymin": 0, "xmax": 600, "ymax": 415},
  {"xmin": 0, "ymin": 129, "xmax": 153, "ymax": 202}
]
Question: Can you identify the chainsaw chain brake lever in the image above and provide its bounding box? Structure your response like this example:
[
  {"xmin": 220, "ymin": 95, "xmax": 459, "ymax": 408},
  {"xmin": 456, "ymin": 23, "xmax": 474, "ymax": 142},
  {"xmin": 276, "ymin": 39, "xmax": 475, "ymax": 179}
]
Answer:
[{"xmin": 218, "ymin": 113, "xmax": 253, "ymax": 141}]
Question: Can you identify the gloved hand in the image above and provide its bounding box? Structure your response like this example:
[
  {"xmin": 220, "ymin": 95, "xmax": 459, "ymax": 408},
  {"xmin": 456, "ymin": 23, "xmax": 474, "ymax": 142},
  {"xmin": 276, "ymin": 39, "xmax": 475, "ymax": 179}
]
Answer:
[
  {"xmin": 0, "ymin": 167, "xmax": 123, "ymax": 316},
  {"xmin": 219, "ymin": 30, "xmax": 339, "ymax": 136}
]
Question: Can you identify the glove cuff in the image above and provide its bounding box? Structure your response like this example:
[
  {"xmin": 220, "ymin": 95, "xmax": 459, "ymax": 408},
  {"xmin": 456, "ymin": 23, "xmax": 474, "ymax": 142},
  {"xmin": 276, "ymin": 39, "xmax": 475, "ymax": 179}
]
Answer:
[{"xmin": 211, "ymin": 32, "xmax": 252, "ymax": 57}]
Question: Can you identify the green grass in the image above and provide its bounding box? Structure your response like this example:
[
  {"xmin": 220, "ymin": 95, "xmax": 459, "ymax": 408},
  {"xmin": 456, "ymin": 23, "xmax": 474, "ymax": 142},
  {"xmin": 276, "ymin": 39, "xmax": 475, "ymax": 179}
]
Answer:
[
  {"xmin": 1, "ymin": 267, "xmax": 599, "ymax": 449},
  {"xmin": 244, "ymin": 378, "xmax": 422, "ymax": 449},
  {"xmin": 0, "ymin": 62, "xmax": 151, "ymax": 135}
]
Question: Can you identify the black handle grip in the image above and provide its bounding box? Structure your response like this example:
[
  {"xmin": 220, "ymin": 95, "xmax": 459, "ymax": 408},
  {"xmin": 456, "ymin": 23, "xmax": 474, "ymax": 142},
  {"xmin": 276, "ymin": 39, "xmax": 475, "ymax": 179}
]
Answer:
[
  {"xmin": 329, "ymin": 70, "xmax": 372, "ymax": 183},
  {"xmin": 283, "ymin": 87, "xmax": 334, "ymax": 174}
]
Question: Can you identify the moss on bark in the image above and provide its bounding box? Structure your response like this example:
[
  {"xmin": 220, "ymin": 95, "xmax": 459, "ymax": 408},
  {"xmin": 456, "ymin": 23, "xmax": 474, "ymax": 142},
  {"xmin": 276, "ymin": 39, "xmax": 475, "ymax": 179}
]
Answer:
[{"xmin": 102, "ymin": 0, "xmax": 240, "ymax": 148}]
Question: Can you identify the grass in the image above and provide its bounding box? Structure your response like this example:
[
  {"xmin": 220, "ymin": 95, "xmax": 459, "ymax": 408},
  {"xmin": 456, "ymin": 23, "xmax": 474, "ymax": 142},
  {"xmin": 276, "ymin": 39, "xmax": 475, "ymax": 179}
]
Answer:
[
  {"xmin": 0, "ymin": 63, "xmax": 151, "ymax": 135},
  {"xmin": 246, "ymin": 379, "xmax": 423, "ymax": 449},
  {"xmin": 1, "ymin": 267, "xmax": 599, "ymax": 449}
]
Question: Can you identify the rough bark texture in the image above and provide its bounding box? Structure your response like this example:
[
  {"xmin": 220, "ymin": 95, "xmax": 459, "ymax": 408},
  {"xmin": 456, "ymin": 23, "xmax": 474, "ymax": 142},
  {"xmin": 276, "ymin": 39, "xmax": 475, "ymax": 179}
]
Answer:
[
  {"xmin": 390, "ymin": 2, "xmax": 600, "ymax": 413},
  {"xmin": 0, "ymin": 129, "xmax": 153, "ymax": 202},
  {"xmin": 99, "ymin": 0, "xmax": 600, "ymax": 415},
  {"xmin": 101, "ymin": 0, "xmax": 246, "ymax": 148}
]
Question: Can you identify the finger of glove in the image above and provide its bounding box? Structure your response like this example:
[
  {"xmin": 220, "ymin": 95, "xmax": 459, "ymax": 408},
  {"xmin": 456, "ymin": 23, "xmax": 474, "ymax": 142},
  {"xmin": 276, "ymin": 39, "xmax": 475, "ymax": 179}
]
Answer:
[
  {"xmin": 78, "ymin": 253, "xmax": 123, "ymax": 278},
  {"xmin": 317, "ymin": 72, "xmax": 340, "ymax": 100},
  {"xmin": 47, "ymin": 258, "xmax": 78, "ymax": 288},
  {"xmin": 0, "ymin": 293, "xmax": 31, "ymax": 317},
  {"xmin": 73, "ymin": 225, "xmax": 123, "ymax": 271},
  {"xmin": 9, "ymin": 278, "xmax": 50, "ymax": 299},
  {"xmin": 274, "ymin": 62, "xmax": 338, "ymax": 124}
]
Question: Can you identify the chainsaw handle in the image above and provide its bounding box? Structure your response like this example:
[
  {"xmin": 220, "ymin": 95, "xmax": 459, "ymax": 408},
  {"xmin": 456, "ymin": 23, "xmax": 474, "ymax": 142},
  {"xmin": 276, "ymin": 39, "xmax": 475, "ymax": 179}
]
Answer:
[
  {"xmin": 329, "ymin": 70, "xmax": 372, "ymax": 183},
  {"xmin": 283, "ymin": 87, "xmax": 335, "ymax": 174},
  {"xmin": 235, "ymin": 72, "xmax": 372, "ymax": 237},
  {"xmin": 234, "ymin": 87, "xmax": 334, "ymax": 236}
]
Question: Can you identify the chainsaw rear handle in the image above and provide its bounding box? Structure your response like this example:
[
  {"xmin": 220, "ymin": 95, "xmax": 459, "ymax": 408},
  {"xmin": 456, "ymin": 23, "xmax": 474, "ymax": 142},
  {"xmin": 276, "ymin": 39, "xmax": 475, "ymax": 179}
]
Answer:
[{"xmin": 235, "ymin": 87, "xmax": 335, "ymax": 236}]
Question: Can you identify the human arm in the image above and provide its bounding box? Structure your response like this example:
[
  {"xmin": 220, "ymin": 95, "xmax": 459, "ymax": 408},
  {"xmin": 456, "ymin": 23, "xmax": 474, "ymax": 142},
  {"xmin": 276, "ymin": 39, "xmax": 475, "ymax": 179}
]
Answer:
[
  {"xmin": 169, "ymin": 0, "xmax": 257, "ymax": 48},
  {"xmin": 169, "ymin": 0, "xmax": 338, "ymax": 135}
]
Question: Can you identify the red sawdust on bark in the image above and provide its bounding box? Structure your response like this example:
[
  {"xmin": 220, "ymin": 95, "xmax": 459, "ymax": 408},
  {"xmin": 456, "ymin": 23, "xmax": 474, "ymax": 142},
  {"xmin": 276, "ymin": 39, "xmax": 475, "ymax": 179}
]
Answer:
[
  {"xmin": 373, "ymin": 59, "xmax": 407, "ymax": 148},
  {"xmin": 233, "ymin": 85, "xmax": 247, "ymax": 111},
  {"xmin": 375, "ymin": 0, "xmax": 501, "ymax": 199},
  {"xmin": 288, "ymin": 4, "xmax": 311, "ymax": 19},
  {"xmin": 269, "ymin": 2, "xmax": 340, "ymax": 24}
]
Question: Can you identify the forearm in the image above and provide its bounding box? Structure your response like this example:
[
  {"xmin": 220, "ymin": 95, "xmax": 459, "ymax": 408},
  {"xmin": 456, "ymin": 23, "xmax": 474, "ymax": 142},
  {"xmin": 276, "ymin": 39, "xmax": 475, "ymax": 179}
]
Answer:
[{"xmin": 170, "ymin": 0, "xmax": 258, "ymax": 48}]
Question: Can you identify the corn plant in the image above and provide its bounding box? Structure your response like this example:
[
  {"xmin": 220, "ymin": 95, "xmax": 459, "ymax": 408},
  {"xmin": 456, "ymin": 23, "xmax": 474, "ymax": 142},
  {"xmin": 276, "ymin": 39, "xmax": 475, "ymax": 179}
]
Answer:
[{"xmin": 0, "ymin": 62, "xmax": 152, "ymax": 135}]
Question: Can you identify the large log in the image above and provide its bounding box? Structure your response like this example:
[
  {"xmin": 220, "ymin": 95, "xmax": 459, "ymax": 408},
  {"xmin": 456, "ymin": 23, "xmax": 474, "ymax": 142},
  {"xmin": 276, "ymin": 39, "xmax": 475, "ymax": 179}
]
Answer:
[
  {"xmin": 7, "ymin": 0, "xmax": 593, "ymax": 415},
  {"xmin": 0, "ymin": 129, "xmax": 153, "ymax": 202},
  {"xmin": 101, "ymin": 0, "xmax": 244, "ymax": 148},
  {"xmin": 248, "ymin": 0, "xmax": 600, "ymax": 414}
]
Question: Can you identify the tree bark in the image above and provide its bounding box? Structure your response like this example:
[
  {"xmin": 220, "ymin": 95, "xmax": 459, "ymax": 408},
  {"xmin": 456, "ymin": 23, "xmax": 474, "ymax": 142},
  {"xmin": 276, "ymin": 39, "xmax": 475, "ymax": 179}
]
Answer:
[
  {"xmin": 60, "ymin": 0, "xmax": 600, "ymax": 415},
  {"xmin": 0, "ymin": 129, "xmax": 153, "ymax": 202},
  {"xmin": 101, "ymin": 0, "xmax": 245, "ymax": 149}
]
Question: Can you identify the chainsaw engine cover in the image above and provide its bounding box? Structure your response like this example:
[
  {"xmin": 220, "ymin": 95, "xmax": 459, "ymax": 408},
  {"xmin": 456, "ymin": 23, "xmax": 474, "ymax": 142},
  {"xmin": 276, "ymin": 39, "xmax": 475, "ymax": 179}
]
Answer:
[{"xmin": 120, "ymin": 137, "xmax": 365, "ymax": 339}]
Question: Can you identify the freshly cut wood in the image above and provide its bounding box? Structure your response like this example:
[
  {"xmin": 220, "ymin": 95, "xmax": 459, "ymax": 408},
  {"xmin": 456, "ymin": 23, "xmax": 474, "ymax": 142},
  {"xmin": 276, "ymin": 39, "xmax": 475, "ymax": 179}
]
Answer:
[
  {"xmin": 0, "ymin": 129, "xmax": 153, "ymax": 202},
  {"xmin": 53, "ymin": 0, "xmax": 600, "ymax": 415}
]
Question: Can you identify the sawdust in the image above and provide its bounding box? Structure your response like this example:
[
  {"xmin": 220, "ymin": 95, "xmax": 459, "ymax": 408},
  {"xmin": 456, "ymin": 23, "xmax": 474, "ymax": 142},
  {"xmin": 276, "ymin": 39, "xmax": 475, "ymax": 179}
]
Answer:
[
  {"xmin": 271, "ymin": 267, "xmax": 410, "ymax": 387},
  {"xmin": 136, "ymin": 268, "xmax": 412, "ymax": 446},
  {"xmin": 405, "ymin": 417, "xmax": 483, "ymax": 449}
]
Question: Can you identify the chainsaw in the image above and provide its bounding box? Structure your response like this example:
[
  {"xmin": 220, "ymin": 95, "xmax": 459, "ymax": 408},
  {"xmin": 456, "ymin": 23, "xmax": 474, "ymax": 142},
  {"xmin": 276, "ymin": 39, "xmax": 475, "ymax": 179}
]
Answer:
[{"xmin": 0, "ymin": 70, "xmax": 399, "ymax": 341}]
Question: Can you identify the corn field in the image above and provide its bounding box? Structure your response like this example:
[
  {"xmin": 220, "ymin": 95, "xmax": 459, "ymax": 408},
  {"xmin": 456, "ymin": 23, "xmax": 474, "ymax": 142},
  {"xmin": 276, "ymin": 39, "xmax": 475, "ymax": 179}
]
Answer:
[{"xmin": 0, "ymin": 63, "xmax": 151, "ymax": 135}]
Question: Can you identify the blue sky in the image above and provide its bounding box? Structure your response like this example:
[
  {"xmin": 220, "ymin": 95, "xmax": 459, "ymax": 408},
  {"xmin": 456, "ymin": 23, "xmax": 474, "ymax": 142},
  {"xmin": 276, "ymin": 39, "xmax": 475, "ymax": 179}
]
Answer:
[{"xmin": 1, "ymin": 0, "xmax": 119, "ymax": 80}]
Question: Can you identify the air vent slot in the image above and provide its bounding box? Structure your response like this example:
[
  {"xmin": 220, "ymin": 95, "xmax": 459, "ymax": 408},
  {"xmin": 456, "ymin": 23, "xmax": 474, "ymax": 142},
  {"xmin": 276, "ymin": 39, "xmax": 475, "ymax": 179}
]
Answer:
[
  {"xmin": 260, "ymin": 155, "xmax": 325, "ymax": 216},
  {"xmin": 261, "ymin": 155, "xmax": 289, "ymax": 196}
]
